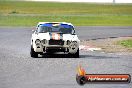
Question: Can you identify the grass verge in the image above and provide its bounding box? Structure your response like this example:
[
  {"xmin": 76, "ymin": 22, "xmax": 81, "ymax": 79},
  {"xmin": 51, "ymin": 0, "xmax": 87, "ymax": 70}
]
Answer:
[
  {"xmin": 0, "ymin": 1, "xmax": 132, "ymax": 26},
  {"xmin": 0, "ymin": 15, "xmax": 132, "ymax": 26},
  {"xmin": 118, "ymin": 39, "xmax": 132, "ymax": 48}
]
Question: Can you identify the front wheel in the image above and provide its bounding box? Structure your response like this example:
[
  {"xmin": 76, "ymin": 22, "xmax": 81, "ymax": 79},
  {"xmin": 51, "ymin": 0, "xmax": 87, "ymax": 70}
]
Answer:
[
  {"xmin": 69, "ymin": 48, "xmax": 79, "ymax": 58},
  {"xmin": 74, "ymin": 48, "xmax": 79, "ymax": 58},
  {"xmin": 30, "ymin": 45, "xmax": 38, "ymax": 58}
]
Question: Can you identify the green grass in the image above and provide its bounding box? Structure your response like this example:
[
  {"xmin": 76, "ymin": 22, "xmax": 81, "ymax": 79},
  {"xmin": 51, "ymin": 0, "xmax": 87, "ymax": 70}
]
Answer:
[
  {"xmin": 0, "ymin": 15, "xmax": 132, "ymax": 26},
  {"xmin": 0, "ymin": 1, "xmax": 132, "ymax": 14},
  {"xmin": 118, "ymin": 39, "xmax": 132, "ymax": 48},
  {"xmin": 0, "ymin": 1, "xmax": 132, "ymax": 26}
]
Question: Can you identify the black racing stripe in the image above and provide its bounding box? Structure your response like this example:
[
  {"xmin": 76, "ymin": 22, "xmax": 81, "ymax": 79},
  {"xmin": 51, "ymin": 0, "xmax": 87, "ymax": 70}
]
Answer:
[
  {"xmin": 60, "ymin": 33, "xmax": 63, "ymax": 40},
  {"xmin": 49, "ymin": 32, "xmax": 52, "ymax": 39}
]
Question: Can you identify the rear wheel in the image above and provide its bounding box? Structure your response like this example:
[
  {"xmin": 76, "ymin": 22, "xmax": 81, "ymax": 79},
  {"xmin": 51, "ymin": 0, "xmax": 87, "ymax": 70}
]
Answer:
[{"xmin": 30, "ymin": 45, "xmax": 38, "ymax": 58}]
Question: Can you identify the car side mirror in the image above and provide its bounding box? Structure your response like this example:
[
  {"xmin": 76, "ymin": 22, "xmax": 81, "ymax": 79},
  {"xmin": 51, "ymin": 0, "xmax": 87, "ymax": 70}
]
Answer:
[
  {"xmin": 32, "ymin": 30, "xmax": 38, "ymax": 34},
  {"xmin": 32, "ymin": 30, "xmax": 35, "ymax": 33},
  {"xmin": 72, "ymin": 30, "xmax": 76, "ymax": 35}
]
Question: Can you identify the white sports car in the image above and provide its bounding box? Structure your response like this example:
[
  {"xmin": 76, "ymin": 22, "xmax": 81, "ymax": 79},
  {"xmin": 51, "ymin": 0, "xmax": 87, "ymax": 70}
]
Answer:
[{"xmin": 30, "ymin": 22, "xmax": 80, "ymax": 58}]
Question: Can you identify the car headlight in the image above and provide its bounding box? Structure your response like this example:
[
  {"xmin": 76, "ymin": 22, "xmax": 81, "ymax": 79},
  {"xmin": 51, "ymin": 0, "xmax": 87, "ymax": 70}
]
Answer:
[
  {"xmin": 35, "ymin": 39, "xmax": 41, "ymax": 45},
  {"xmin": 71, "ymin": 41, "xmax": 78, "ymax": 47},
  {"xmin": 41, "ymin": 39, "xmax": 47, "ymax": 45},
  {"xmin": 73, "ymin": 41, "xmax": 77, "ymax": 44}
]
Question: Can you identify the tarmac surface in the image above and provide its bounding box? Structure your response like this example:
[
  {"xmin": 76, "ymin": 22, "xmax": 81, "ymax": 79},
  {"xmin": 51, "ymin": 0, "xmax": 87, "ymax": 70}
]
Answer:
[{"xmin": 0, "ymin": 26, "xmax": 132, "ymax": 88}]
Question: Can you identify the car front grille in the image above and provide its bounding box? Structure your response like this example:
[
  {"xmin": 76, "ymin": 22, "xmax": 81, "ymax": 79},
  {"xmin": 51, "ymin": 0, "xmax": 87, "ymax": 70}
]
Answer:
[{"xmin": 49, "ymin": 39, "xmax": 64, "ymax": 45}]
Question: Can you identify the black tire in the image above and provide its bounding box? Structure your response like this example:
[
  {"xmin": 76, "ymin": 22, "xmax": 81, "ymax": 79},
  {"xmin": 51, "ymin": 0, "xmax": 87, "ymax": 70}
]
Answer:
[
  {"xmin": 68, "ymin": 48, "xmax": 79, "ymax": 58},
  {"xmin": 30, "ymin": 45, "xmax": 38, "ymax": 58},
  {"xmin": 74, "ymin": 48, "xmax": 79, "ymax": 58}
]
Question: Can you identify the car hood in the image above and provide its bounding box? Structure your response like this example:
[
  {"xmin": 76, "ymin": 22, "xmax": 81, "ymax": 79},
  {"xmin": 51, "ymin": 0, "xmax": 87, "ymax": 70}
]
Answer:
[
  {"xmin": 37, "ymin": 33, "xmax": 50, "ymax": 40},
  {"xmin": 62, "ymin": 34, "xmax": 75, "ymax": 41},
  {"xmin": 37, "ymin": 32, "xmax": 77, "ymax": 41}
]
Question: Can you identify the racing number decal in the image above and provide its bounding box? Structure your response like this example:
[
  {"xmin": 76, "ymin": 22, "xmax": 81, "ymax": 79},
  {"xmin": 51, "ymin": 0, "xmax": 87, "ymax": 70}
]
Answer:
[
  {"xmin": 50, "ymin": 33, "xmax": 63, "ymax": 40},
  {"xmin": 52, "ymin": 33, "xmax": 60, "ymax": 40}
]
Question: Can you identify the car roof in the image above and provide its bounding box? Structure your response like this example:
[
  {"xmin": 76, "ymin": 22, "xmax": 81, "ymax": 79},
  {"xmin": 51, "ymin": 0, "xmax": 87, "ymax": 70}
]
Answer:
[{"xmin": 37, "ymin": 22, "xmax": 74, "ymax": 27}]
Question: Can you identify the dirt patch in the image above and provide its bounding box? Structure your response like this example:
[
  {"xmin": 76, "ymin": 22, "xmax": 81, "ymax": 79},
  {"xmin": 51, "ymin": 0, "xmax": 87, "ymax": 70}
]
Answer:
[{"xmin": 80, "ymin": 37, "xmax": 132, "ymax": 55}]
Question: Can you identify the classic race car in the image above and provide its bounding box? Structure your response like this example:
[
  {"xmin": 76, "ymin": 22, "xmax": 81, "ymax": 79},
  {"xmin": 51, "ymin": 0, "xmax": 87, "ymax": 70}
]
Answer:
[{"xmin": 30, "ymin": 22, "xmax": 80, "ymax": 58}]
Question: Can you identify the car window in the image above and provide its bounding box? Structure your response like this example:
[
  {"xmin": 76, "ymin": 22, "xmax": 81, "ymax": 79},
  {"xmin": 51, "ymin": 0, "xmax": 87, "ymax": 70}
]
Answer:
[
  {"xmin": 37, "ymin": 26, "xmax": 51, "ymax": 33},
  {"xmin": 37, "ymin": 24, "xmax": 74, "ymax": 34}
]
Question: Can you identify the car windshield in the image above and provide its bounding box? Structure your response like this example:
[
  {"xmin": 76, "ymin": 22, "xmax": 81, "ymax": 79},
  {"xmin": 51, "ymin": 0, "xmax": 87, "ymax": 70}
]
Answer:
[{"xmin": 37, "ymin": 23, "xmax": 74, "ymax": 34}]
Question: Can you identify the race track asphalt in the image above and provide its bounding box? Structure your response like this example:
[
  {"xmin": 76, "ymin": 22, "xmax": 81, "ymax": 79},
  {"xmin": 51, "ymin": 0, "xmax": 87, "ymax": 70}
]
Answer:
[{"xmin": 0, "ymin": 26, "xmax": 132, "ymax": 88}]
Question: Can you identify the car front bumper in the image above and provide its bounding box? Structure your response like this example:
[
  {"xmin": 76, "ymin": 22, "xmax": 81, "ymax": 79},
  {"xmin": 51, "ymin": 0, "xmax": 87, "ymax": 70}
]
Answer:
[{"xmin": 33, "ymin": 40, "xmax": 79, "ymax": 54}]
